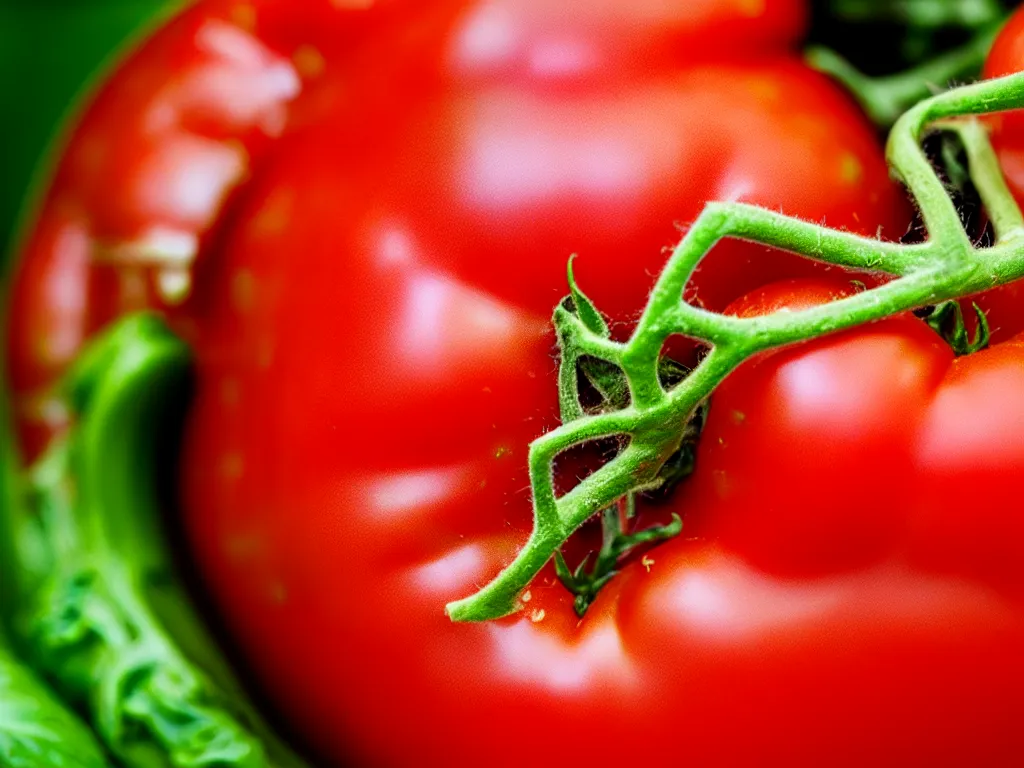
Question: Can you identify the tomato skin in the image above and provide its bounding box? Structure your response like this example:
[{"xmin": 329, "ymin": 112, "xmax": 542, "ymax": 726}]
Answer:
[{"xmin": 1, "ymin": 1, "xmax": 971, "ymax": 766}]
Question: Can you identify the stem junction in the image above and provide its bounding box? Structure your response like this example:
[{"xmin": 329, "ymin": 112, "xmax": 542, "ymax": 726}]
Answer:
[{"xmin": 446, "ymin": 71, "xmax": 1024, "ymax": 623}]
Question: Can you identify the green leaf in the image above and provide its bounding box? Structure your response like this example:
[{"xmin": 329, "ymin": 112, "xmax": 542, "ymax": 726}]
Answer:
[
  {"xmin": 0, "ymin": 644, "xmax": 111, "ymax": 768},
  {"xmin": 7, "ymin": 315, "xmax": 309, "ymax": 768}
]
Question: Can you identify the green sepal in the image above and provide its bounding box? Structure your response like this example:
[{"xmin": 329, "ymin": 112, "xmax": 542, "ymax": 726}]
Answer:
[
  {"xmin": 555, "ymin": 511, "xmax": 683, "ymax": 618},
  {"xmin": 565, "ymin": 255, "xmax": 609, "ymax": 338},
  {"xmin": 921, "ymin": 300, "xmax": 991, "ymax": 356}
]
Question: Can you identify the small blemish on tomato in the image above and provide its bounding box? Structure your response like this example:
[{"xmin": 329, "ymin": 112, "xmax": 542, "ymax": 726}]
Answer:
[
  {"xmin": 494, "ymin": 445, "xmax": 512, "ymax": 459},
  {"xmin": 251, "ymin": 188, "xmax": 294, "ymax": 237},
  {"xmin": 269, "ymin": 581, "xmax": 288, "ymax": 605},
  {"xmin": 293, "ymin": 44, "xmax": 326, "ymax": 79},
  {"xmin": 221, "ymin": 378, "xmax": 241, "ymax": 407},
  {"xmin": 222, "ymin": 452, "xmax": 245, "ymax": 480},
  {"xmin": 712, "ymin": 470, "xmax": 734, "ymax": 500},
  {"xmin": 521, "ymin": 590, "xmax": 533, "ymax": 604},
  {"xmin": 839, "ymin": 153, "xmax": 863, "ymax": 186},
  {"xmin": 256, "ymin": 340, "xmax": 274, "ymax": 369},
  {"xmin": 230, "ymin": 3, "xmax": 256, "ymax": 31},
  {"xmin": 231, "ymin": 269, "xmax": 256, "ymax": 312},
  {"xmin": 736, "ymin": 0, "xmax": 765, "ymax": 17},
  {"xmin": 641, "ymin": 555, "xmax": 655, "ymax": 572},
  {"xmin": 530, "ymin": 608, "xmax": 546, "ymax": 623}
]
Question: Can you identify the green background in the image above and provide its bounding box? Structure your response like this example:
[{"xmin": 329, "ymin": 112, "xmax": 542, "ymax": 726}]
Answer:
[{"xmin": 0, "ymin": 0, "xmax": 177, "ymax": 263}]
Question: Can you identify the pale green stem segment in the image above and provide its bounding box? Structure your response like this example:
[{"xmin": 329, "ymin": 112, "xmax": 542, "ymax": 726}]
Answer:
[
  {"xmin": 445, "ymin": 71, "xmax": 1024, "ymax": 623},
  {"xmin": 942, "ymin": 117, "xmax": 1024, "ymax": 241},
  {"xmin": 808, "ymin": 23, "xmax": 1000, "ymax": 128}
]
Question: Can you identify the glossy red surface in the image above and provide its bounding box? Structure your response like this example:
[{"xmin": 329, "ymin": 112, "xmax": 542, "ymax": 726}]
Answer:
[{"xmin": 25, "ymin": 2, "xmax": 1024, "ymax": 766}]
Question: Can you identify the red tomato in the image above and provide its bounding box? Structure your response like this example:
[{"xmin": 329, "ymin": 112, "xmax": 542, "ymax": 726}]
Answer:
[
  {"xmin": 2, "ymin": 1, "xmax": 935, "ymax": 765},
  {"xmin": 975, "ymin": 7, "xmax": 1024, "ymax": 340}
]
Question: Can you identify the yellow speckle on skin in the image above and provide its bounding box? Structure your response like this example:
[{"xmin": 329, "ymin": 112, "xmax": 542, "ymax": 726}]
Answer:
[
  {"xmin": 840, "ymin": 153, "xmax": 863, "ymax": 185},
  {"xmin": 747, "ymin": 77, "xmax": 779, "ymax": 103},
  {"xmin": 222, "ymin": 452, "xmax": 245, "ymax": 480},
  {"xmin": 521, "ymin": 590, "xmax": 532, "ymax": 604},
  {"xmin": 231, "ymin": 3, "xmax": 256, "ymax": 31},
  {"xmin": 225, "ymin": 531, "xmax": 264, "ymax": 561},
  {"xmin": 231, "ymin": 269, "xmax": 256, "ymax": 313},
  {"xmin": 731, "ymin": 410, "xmax": 746, "ymax": 425},
  {"xmin": 331, "ymin": 0, "xmax": 376, "ymax": 8},
  {"xmin": 494, "ymin": 445, "xmax": 512, "ymax": 459},
  {"xmin": 293, "ymin": 44, "xmax": 326, "ymax": 79},
  {"xmin": 251, "ymin": 188, "xmax": 294, "ymax": 237},
  {"xmin": 530, "ymin": 608, "xmax": 546, "ymax": 623},
  {"xmin": 269, "ymin": 581, "xmax": 288, "ymax": 605},
  {"xmin": 642, "ymin": 555, "xmax": 655, "ymax": 573},
  {"xmin": 736, "ymin": 0, "xmax": 765, "ymax": 17}
]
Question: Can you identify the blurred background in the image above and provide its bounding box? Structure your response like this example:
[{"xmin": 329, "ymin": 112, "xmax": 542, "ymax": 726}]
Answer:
[{"xmin": 0, "ymin": 0, "xmax": 179, "ymax": 262}]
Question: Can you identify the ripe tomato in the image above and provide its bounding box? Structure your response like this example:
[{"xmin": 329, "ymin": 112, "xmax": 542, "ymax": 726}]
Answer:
[
  {"xmin": 974, "ymin": 6, "xmax": 1024, "ymax": 339},
  {"xmin": 1, "ymin": 0, "xmax": 939, "ymax": 765}
]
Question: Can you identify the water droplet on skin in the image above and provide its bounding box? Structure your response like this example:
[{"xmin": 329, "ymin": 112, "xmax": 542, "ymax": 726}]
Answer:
[{"xmin": 157, "ymin": 268, "xmax": 192, "ymax": 304}]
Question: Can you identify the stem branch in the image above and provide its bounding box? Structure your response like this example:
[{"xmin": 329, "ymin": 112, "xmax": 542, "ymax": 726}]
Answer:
[{"xmin": 446, "ymin": 71, "xmax": 1024, "ymax": 623}]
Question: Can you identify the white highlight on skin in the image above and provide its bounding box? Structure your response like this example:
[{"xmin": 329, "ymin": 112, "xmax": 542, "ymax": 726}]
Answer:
[
  {"xmin": 368, "ymin": 466, "xmax": 470, "ymax": 516},
  {"xmin": 488, "ymin": 619, "xmax": 636, "ymax": 693},
  {"xmin": 413, "ymin": 544, "xmax": 487, "ymax": 595}
]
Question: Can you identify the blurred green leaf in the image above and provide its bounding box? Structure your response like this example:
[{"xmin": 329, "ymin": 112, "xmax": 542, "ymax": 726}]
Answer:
[{"xmin": 0, "ymin": 0, "xmax": 179, "ymax": 264}]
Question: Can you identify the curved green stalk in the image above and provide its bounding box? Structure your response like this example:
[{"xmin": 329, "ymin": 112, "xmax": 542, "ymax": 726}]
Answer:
[
  {"xmin": 808, "ymin": 23, "xmax": 1000, "ymax": 128},
  {"xmin": 7, "ymin": 316, "xmax": 308, "ymax": 768},
  {"xmin": 446, "ymin": 71, "xmax": 1024, "ymax": 623}
]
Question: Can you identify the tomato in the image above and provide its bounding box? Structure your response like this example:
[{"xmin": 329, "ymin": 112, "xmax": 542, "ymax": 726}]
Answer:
[
  {"xmin": 1, "ymin": 0, "xmax": 935, "ymax": 765},
  {"xmin": 973, "ymin": 6, "xmax": 1024, "ymax": 341}
]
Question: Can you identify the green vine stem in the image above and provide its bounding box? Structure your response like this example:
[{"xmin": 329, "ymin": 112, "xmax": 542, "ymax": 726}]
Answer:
[
  {"xmin": 446, "ymin": 71, "xmax": 1024, "ymax": 623},
  {"xmin": 807, "ymin": 23, "xmax": 1000, "ymax": 127},
  {"xmin": 7, "ymin": 316, "xmax": 308, "ymax": 768}
]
